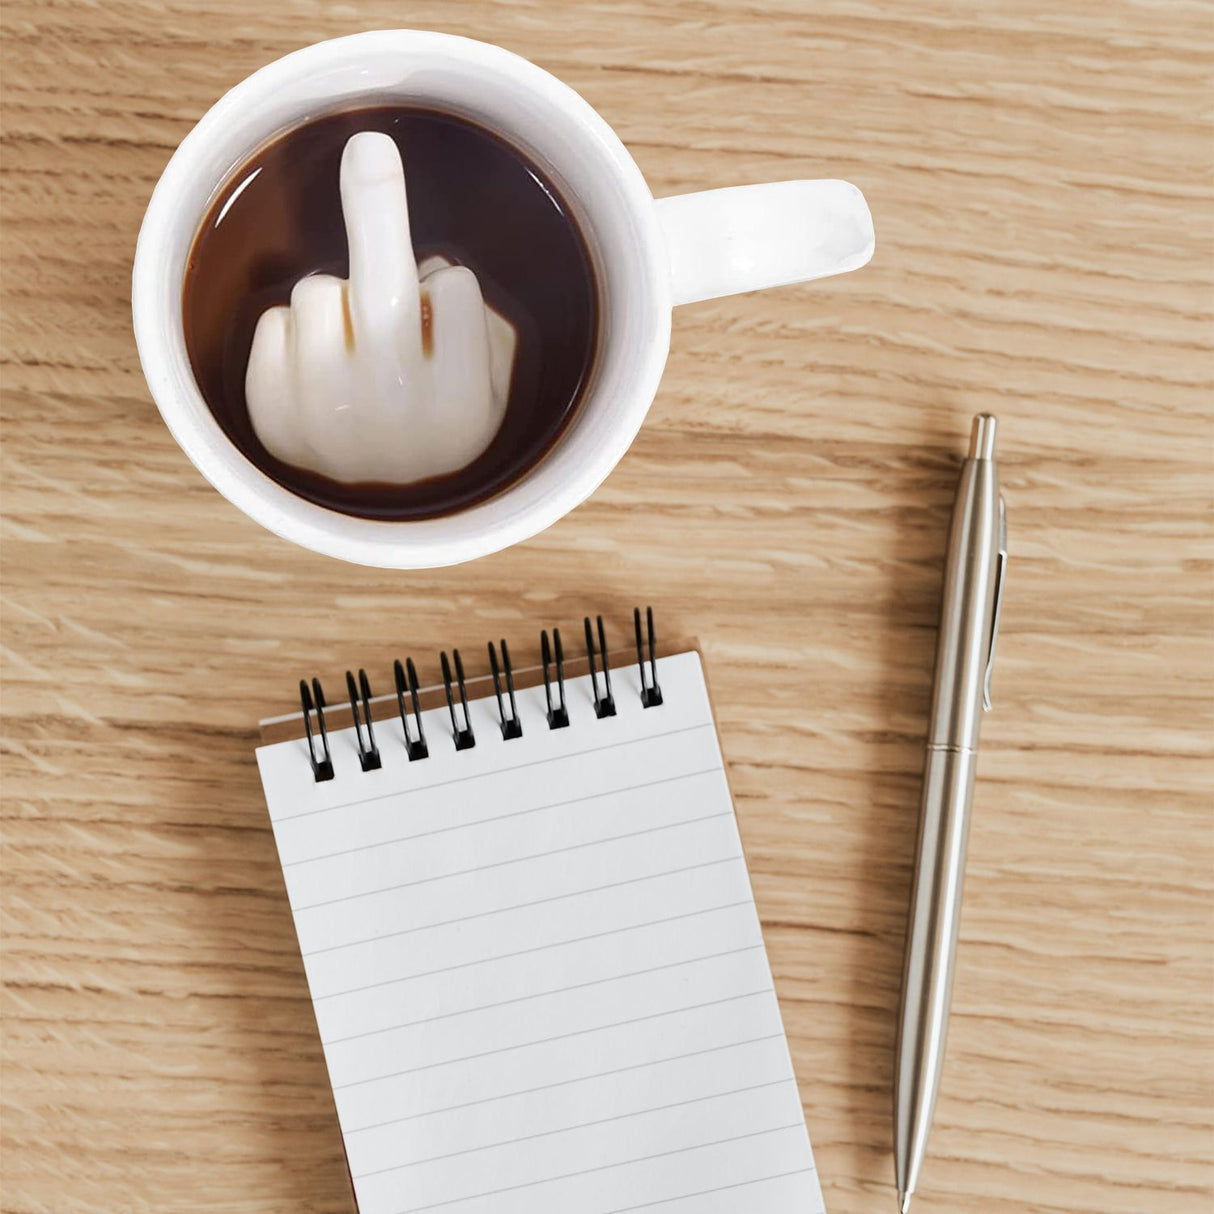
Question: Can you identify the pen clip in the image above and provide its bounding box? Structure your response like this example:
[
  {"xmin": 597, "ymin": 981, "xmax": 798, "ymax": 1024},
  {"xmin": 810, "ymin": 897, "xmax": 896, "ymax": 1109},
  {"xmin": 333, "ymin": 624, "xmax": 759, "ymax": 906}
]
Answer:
[{"xmin": 983, "ymin": 496, "xmax": 1008, "ymax": 711}]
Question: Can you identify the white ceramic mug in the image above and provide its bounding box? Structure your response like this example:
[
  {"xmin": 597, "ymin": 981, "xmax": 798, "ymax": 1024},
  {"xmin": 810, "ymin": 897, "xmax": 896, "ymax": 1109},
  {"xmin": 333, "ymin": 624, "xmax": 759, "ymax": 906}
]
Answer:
[{"xmin": 133, "ymin": 30, "xmax": 874, "ymax": 568}]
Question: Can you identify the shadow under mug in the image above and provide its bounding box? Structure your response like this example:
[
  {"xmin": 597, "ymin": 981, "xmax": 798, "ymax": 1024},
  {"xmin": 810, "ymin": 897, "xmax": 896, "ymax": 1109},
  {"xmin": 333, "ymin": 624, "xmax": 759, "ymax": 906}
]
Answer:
[{"xmin": 133, "ymin": 29, "xmax": 874, "ymax": 569}]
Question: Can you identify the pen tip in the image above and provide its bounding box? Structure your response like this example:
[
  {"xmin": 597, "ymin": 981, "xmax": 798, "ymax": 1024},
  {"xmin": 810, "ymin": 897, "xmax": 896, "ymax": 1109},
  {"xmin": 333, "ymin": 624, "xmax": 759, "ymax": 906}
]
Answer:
[
  {"xmin": 969, "ymin": 413, "xmax": 997, "ymax": 459},
  {"xmin": 898, "ymin": 1192, "xmax": 912, "ymax": 1214}
]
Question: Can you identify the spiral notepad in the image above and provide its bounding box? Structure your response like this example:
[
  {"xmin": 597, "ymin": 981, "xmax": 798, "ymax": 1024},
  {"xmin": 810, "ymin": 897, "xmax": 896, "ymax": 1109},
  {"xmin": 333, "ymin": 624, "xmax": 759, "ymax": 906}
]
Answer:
[{"xmin": 255, "ymin": 611, "xmax": 824, "ymax": 1214}]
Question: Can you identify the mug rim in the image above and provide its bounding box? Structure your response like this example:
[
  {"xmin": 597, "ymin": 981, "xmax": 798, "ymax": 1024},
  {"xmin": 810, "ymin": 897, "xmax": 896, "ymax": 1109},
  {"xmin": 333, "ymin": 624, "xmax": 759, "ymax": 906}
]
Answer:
[{"xmin": 132, "ymin": 30, "xmax": 672, "ymax": 568}]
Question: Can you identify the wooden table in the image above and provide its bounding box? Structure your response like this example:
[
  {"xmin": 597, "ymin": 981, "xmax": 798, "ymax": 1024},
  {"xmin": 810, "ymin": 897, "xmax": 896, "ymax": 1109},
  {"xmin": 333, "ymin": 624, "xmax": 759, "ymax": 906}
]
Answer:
[{"xmin": 3, "ymin": 2, "xmax": 1211, "ymax": 1211}]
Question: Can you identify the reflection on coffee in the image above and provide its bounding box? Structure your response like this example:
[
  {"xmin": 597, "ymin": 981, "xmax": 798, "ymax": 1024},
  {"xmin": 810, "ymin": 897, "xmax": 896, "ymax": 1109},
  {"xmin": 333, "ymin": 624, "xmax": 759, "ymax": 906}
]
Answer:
[{"xmin": 183, "ymin": 106, "xmax": 599, "ymax": 520}]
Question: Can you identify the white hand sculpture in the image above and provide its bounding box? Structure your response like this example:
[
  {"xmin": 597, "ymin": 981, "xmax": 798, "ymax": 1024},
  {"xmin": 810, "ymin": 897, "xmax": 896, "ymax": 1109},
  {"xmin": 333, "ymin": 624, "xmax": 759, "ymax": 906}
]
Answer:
[{"xmin": 245, "ymin": 131, "xmax": 517, "ymax": 485}]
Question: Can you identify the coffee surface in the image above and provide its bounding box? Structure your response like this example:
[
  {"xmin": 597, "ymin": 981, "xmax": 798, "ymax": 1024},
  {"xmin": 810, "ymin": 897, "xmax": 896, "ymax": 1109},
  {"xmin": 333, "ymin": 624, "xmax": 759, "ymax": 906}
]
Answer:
[{"xmin": 183, "ymin": 106, "xmax": 598, "ymax": 520}]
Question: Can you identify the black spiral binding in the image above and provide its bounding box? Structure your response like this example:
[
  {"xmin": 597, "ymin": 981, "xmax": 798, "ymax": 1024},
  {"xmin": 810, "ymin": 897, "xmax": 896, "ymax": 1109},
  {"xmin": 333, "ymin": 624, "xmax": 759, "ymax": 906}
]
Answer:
[
  {"xmin": 299, "ymin": 677, "xmax": 334, "ymax": 782},
  {"xmin": 393, "ymin": 657, "xmax": 428, "ymax": 761},
  {"xmin": 635, "ymin": 605, "xmax": 664, "ymax": 707},
  {"xmin": 584, "ymin": 615, "xmax": 616, "ymax": 719},
  {"xmin": 345, "ymin": 669, "xmax": 381, "ymax": 772},
  {"xmin": 488, "ymin": 640, "xmax": 523, "ymax": 740},
  {"xmin": 441, "ymin": 650, "xmax": 476, "ymax": 751},
  {"xmin": 541, "ymin": 628, "xmax": 569, "ymax": 729},
  {"xmin": 298, "ymin": 608, "xmax": 664, "ymax": 780}
]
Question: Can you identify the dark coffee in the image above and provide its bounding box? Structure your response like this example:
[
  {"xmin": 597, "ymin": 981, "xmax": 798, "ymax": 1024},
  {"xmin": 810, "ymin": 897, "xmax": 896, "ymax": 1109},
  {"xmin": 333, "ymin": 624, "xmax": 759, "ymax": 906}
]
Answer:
[{"xmin": 183, "ymin": 106, "xmax": 598, "ymax": 520}]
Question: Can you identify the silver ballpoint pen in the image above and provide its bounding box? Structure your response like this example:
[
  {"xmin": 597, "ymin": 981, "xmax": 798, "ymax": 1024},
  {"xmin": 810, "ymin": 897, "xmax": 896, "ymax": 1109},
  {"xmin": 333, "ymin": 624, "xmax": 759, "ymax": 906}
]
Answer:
[{"xmin": 894, "ymin": 414, "xmax": 1007, "ymax": 1213}]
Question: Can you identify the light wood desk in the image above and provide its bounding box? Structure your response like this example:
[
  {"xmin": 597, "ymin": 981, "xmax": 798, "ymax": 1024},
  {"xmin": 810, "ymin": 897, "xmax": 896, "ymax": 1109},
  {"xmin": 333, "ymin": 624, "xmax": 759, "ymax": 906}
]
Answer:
[{"xmin": 2, "ymin": 1, "xmax": 1211, "ymax": 1210}]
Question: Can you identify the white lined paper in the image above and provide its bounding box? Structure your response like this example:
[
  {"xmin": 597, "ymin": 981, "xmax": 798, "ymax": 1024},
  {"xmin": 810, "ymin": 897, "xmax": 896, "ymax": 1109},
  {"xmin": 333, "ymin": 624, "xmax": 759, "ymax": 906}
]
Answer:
[{"xmin": 257, "ymin": 650, "xmax": 824, "ymax": 1214}]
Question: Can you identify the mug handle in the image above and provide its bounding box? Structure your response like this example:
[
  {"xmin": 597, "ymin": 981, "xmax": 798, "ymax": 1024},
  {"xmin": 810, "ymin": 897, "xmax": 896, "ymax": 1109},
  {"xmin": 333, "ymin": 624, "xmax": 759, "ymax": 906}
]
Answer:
[{"xmin": 654, "ymin": 180, "xmax": 874, "ymax": 306}]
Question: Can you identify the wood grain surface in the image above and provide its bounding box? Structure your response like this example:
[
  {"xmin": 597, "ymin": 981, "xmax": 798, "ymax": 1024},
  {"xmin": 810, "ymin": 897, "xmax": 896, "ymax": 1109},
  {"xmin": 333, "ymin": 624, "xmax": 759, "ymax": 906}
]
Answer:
[{"xmin": 2, "ymin": 1, "xmax": 1211, "ymax": 1211}]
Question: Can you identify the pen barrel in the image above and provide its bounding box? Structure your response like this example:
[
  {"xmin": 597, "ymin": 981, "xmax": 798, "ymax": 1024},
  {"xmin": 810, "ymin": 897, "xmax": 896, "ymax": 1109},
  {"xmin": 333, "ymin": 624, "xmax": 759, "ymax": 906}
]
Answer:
[
  {"xmin": 893, "ymin": 744, "xmax": 979, "ymax": 1199},
  {"xmin": 927, "ymin": 453, "xmax": 1002, "ymax": 750}
]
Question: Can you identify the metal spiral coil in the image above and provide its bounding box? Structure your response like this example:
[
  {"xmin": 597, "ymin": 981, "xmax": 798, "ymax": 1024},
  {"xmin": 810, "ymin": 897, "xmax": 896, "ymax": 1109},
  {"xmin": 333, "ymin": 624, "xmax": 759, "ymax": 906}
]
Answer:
[{"xmin": 298, "ymin": 608, "xmax": 663, "ymax": 781}]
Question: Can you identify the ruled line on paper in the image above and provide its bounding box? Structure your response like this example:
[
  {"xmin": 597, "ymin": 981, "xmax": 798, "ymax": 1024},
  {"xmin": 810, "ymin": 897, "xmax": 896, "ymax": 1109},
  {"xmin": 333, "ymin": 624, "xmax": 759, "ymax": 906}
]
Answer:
[
  {"xmin": 283, "ymin": 767, "xmax": 723, "ymax": 867},
  {"xmin": 322, "ymin": 945, "xmax": 765, "ymax": 1046},
  {"xmin": 331, "ymin": 988, "xmax": 776, "ymax": 1090},
  {"xmin": 274, "ymin": 721, "xmax": 715, "ymax": 821},
  {"xmin": 601, "ymin": 1168, "xmax": 818, "ymax": 1214},
  {"xmin": 314, "ymin": 900, "xmax": 753, "ymax": 1002},
  {"xmin": 393, "ymin": 1124, "xmax": 809, "ymax": 1213},
  {"xmin": 343, "ymin": 1033, "xmax": 788, "ymax": 1136},
  {"xmin": 292, "ymin": 810, "xmax": 734, "ymax": 912},
  {"xmin": 353, "ymin": 1078, "xmax": 799, "ymax": 1178},
  {"xmin": 301, "ymin": 857, "xmax": 746, "ymax": 957}
]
